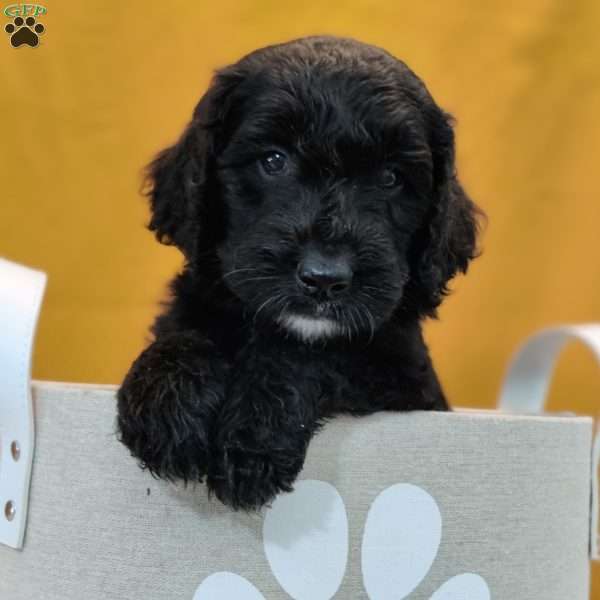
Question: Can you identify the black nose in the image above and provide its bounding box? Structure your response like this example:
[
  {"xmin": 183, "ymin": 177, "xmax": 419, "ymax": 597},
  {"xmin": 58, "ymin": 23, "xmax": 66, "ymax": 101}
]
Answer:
[{"xmin": 296, "ymin": 252, "xmax": 353, "ymax": 298}]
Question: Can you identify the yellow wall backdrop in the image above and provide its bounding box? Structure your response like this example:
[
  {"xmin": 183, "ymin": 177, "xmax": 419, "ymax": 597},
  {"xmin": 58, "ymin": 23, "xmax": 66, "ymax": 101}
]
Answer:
[{"xmin": 1, "ymin": 0, "xmax": 600, "ymax": 593}]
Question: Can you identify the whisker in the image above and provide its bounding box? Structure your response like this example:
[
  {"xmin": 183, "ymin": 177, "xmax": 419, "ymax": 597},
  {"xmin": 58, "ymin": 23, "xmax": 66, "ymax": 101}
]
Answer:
[
  {"xmin": 271, "ymin": 296, "xmax": 291, "ymax": 335},
  {"xmin": 349, "ymin": 305, "xmax": 361, "ymax": 341},
  {"xmin": 253, "ymin": 292, "xmax": 284, "ymax": 324},
  {"xmin": 355, "ymin": 300, "xmax": 376, "ymax": 345},
  {"xmin": 221, "ymin": 268, "xmax": 259, "ymax": 280},
  {"xmin": 277, "ymin": 298, "xmax": 291, "ymax": 324},
  {"xmin": 236, "ymin": 276, "xmax": 280, "ymax": 285}
]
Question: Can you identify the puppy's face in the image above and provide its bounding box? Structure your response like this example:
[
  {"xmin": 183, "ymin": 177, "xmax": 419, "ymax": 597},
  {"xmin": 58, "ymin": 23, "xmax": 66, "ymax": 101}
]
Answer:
[{"xmin": 147, "ymin": 37, "xmax": 480, "ymax": 342}]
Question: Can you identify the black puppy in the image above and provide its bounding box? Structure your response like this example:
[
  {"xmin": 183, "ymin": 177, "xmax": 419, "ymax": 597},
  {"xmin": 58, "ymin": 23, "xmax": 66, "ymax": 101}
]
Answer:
[{"xmin": 117, "ymin": 36, "xmax": 481, "ymax": 510}]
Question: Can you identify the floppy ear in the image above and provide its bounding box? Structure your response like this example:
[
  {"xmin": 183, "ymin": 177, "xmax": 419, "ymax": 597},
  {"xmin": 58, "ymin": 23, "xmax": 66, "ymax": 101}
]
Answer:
[
  {"xmin": 145, "ymin": 120, "xmax": 208, "ymax": 256},
  {"xmin": 406, "ymin": 110, "xmax": 483, "ymax": 317},
  {"xmin": 144, "ymin": 71, "xmax": 240, "ymax": 256}
]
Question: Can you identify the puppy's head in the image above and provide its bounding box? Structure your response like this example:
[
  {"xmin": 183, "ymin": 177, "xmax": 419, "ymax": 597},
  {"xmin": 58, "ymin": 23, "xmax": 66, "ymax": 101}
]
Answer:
[{"xmin": 146, "ymin": 36, "xmax": 481, "ymax": 342}]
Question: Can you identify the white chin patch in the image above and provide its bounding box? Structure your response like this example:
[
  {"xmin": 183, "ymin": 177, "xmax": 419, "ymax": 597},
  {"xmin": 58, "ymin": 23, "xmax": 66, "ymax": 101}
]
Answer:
[{"xmin": 278, "ymin": 314, "xmax": 341, "ymax": 342}]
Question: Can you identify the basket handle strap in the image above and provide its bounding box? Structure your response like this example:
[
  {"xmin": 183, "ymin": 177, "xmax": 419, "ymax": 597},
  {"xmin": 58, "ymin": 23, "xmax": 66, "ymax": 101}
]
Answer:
[
  {"xmin": 0, "ymin": 258, "xmax": 47, "ymax": 549},
  {"xmin": 497, "ymin": 324, "xmax": 600, "ymax": 560}
]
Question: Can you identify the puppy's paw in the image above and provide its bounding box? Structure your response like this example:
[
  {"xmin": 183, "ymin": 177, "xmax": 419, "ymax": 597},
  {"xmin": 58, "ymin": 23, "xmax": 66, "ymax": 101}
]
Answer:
[
  {"xmin": 206, "ymin": 344, "xmax": 320, "ymax": 509},
  {"xmin": 117, "ymin": 331, "xmax": 227, "ymax": 483},
  {"xmin": 208, "ymin": 439, "xmax": 306, "ymax": 511}
]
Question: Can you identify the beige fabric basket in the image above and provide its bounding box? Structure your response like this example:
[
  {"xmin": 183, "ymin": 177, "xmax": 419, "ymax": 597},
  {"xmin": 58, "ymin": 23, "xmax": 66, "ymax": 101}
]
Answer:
[{"xmin": 0, "ymin": 258, "xmax": 598, "ymax": 600}]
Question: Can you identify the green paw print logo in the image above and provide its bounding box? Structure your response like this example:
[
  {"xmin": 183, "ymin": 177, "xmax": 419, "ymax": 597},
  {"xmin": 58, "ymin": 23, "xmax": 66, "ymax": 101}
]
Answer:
[
  {"xmin": 4, "ymin": 4, "xmax": 47, "ymax": 48},
  {"xmin": 193, "ymin": 481, "xmax": 491, "ymax": 599}
]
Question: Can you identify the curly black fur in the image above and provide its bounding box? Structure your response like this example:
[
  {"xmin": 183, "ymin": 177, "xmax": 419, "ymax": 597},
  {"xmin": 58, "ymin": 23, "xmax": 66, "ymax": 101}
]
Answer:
[{"xmin": 117, "ymin": 36, "xmax": 482, "ymax": 510}]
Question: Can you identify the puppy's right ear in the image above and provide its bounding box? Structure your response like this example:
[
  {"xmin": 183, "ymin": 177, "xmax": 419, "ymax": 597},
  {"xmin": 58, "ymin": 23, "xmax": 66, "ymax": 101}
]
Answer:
[
  {"xmin": 144, "ymin": 72, "xmax": 240, "ymax": 256},
  {"xmin": 145, "ymin": 119, "xmax": 207, "ymax": 255}
]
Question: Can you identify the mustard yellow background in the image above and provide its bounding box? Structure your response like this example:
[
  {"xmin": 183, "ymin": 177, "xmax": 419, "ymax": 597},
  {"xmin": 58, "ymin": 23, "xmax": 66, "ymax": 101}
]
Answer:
[{"xmin": 1, "ymin": 0, "xmax": 599, "ymax": 592}]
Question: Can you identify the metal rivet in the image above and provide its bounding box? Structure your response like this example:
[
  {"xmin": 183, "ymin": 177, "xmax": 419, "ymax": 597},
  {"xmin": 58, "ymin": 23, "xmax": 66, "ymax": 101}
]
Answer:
[
  {"xmin": 4, "ymin": 500, "xmax": 15, "ymax": 521},
  {"xmin": 10, "ymin": 441, "xmax": 20, "ymax": 461}
]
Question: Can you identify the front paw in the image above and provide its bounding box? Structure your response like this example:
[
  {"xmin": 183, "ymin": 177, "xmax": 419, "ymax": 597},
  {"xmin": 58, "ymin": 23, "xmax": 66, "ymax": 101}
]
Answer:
[
  {"xmin": 208, "ymin": 434, "xmax": 307, "ymax": 511},
  {"xmin": 117, "ymin": 331, "xmax": 226, "ymax": 483}
]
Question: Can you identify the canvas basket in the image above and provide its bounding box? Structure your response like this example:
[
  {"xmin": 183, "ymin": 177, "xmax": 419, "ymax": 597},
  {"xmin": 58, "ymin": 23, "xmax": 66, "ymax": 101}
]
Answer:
[{"xmin": 0, "ymin": 257, "xmax": 598, "ymax": 600}]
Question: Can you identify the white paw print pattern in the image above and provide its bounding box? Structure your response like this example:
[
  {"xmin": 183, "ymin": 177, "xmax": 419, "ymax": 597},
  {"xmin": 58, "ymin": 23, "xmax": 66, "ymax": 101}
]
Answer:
[{"xmin": 193, "ymin": 480, "xmax": 490, "ymax": 600}]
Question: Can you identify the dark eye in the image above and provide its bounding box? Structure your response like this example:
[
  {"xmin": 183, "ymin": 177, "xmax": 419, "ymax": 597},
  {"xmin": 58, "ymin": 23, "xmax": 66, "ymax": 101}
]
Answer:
[
  {"xmin": 379, "ymin": 168, "xmax": 402, "ymax": 189},
  {"xmin": 260, "ymin": 151, "xmax": 287, "ymax": 175}
]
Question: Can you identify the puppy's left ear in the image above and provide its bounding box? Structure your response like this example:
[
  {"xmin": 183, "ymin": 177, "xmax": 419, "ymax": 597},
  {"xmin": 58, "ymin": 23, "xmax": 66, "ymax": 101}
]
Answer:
[{"xmin": 408, "ymin": 110, "xmax": 483, "ymax": 316}]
